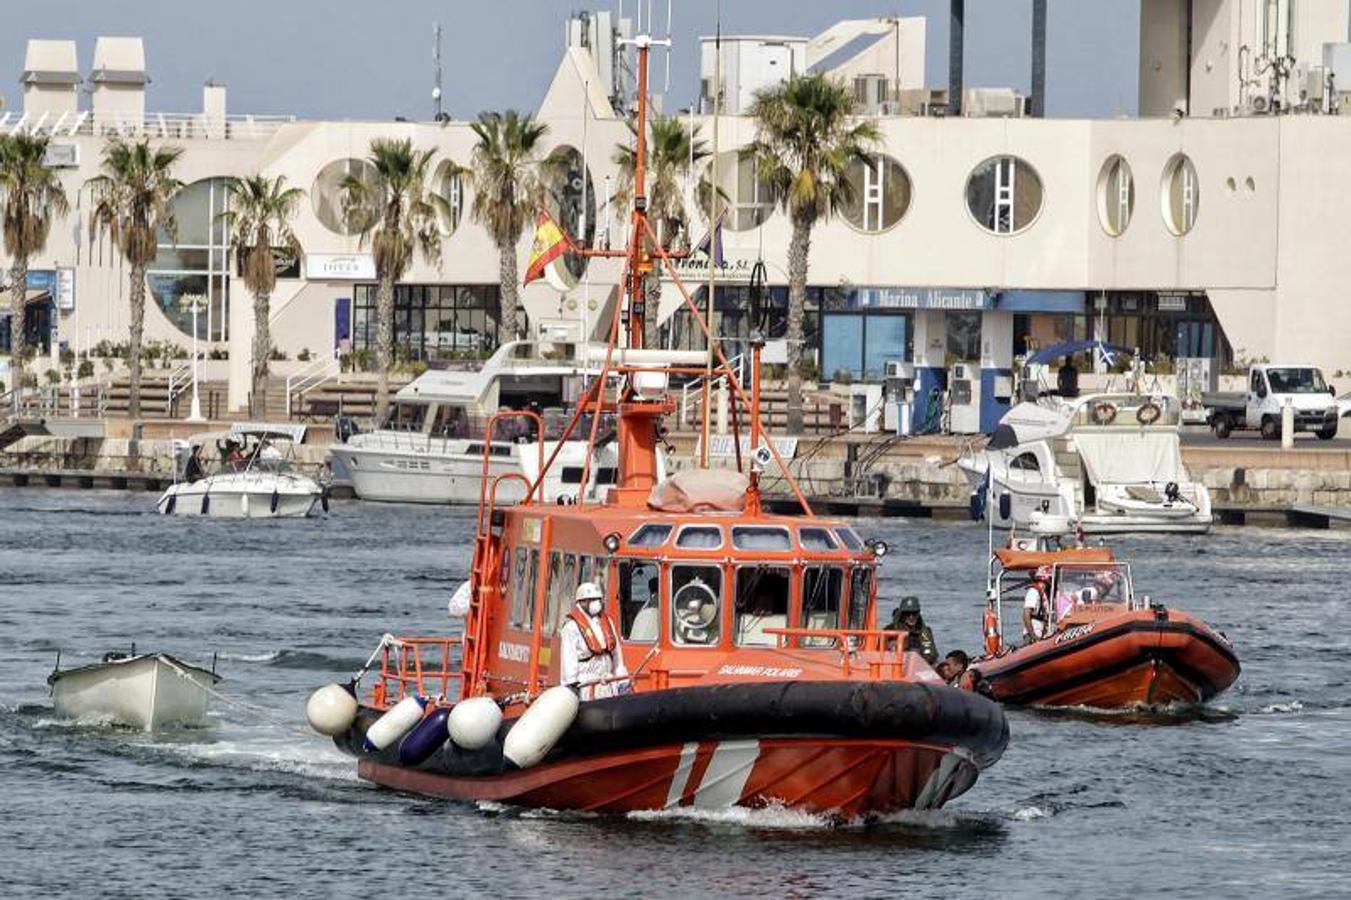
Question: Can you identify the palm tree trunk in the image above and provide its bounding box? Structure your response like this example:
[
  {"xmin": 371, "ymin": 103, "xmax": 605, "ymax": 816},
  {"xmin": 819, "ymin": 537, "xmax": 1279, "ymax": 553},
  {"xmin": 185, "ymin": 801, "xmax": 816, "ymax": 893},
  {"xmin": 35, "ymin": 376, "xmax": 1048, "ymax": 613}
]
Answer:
[
  {"xmin": 8, "ymin": 260, "xmax": 27, "ymax": 409},
  {"xmin": 251, "ymin": 289, "xmax": 271, "ymax": 419},
  {"xmin": 375, "ymin": 272, "xmax": 395, "ymax": 419},
  {"xmin": 498, "ymin": 240, "xmax": 520, "ymax": 341},
  {"xmin": 127, "ymin": 263, "xmax": 146, "ymax": 420},
  {"xmin": 785, "ymin": 216, "xmax": 812, "ymax": 435}
]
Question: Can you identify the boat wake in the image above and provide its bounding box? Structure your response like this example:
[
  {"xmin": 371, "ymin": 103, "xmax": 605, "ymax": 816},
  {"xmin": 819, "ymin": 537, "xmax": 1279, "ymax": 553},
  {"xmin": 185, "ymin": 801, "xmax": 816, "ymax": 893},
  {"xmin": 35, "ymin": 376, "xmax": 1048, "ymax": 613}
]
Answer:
[{"xmin": 163, "ymin": 734, "xmax": 358, "ymax": 783}]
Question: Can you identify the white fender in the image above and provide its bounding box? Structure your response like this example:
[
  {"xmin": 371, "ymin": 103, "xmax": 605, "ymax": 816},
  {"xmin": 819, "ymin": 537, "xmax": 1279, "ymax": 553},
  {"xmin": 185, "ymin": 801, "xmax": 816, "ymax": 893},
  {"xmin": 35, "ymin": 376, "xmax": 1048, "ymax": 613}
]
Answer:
[
  {"xmin": 447, "ymin": 580, "xmax": 472, "ymax": 618},
  {"xmin": 503, "ymin": 685, "xmax": 579, "ymax": 769},
  {"xmin": 362, "ymin": 694, "xmax": 428, "ymax": 752},
  {"xmin": 446, "ymin": 696, "xmax": 503, "ymax": 750},
  {"xmin": 305, "ymin": 682, "xmax": 358, "ymax": 736},
  {"xmin": 241, "ymin": 493, "xmax": 251, "ymax": 517}
]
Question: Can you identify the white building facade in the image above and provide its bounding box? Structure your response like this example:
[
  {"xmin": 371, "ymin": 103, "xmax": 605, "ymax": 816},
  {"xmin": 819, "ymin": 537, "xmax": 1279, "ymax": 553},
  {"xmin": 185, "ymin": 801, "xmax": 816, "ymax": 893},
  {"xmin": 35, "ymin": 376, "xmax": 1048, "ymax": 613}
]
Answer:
[{"xmin": 2, "ymin": 4, "xmax": 1350, "ymax": 430}]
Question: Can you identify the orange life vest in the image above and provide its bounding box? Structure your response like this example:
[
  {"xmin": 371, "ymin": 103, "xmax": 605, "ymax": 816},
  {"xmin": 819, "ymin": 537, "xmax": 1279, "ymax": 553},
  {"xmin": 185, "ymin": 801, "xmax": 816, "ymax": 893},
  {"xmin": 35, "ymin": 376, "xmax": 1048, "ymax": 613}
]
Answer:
[
  {"xmin": 567, "ymin": 608, "xmax": 619, "ymax": 659},
  {"xmin": 983, "ymin": 606, "xmax": 1001, "ymax": 656}
]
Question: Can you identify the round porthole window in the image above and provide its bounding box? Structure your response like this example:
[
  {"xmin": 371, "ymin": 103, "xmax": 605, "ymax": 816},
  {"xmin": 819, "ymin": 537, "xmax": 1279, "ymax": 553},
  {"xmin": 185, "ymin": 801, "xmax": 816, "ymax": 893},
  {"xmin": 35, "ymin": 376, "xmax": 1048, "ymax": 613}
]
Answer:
[
  {"xmin": 1096, "ymin": 155, "xmax": 1134, "ymax": 237},
  {"xmin": 966, "ymin": 155, "xmax": 1043, "ymax": 235},
  {"xmin": 1161, "ymin": 154, "xmax": 1199, "ymax": 236}
]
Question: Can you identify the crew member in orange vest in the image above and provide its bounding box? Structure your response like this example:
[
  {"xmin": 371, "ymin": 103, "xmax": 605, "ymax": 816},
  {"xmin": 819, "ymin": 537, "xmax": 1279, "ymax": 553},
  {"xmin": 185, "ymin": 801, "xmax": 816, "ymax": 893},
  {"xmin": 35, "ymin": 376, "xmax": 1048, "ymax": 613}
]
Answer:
[{"xmin": 560, "ymin": 582, "xmax": 629, "ymax": 700}]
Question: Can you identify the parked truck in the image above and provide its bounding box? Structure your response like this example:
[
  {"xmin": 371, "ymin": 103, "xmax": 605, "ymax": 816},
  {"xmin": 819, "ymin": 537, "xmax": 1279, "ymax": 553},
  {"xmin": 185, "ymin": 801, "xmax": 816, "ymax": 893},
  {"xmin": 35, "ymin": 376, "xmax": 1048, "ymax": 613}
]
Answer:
[{"xmin": 1201, "ymin": 364, "xmax": 1340, "ymax": 440}]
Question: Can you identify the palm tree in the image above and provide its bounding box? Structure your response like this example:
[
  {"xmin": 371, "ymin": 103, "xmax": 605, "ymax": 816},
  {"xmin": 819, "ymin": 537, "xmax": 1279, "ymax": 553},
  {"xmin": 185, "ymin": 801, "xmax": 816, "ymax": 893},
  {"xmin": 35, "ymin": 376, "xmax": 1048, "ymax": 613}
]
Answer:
[
  {"xmin": 469, "ymin": 110, "xmax": 550, "ymax": 342},
  {"xmin": 612, "ymin": 114, "xmax": 710, "ymax": 248},
  {"xmin": 746, "ymin": 74, "xmax": 880, "ymax": 433},
  {"xmin": 87, "ymin": 138, "xmax": 184, "ymax": 419},
  {"xmin": 341, "ymin": 137, "xmax": 446, "ymax": 418},
  {"xmin": 220, "ymin": 174, "xmax": 304, "ymax": 418},
  {"xmin": 0, "ymin": 133, "xmax": 70, "ymax": 401}
]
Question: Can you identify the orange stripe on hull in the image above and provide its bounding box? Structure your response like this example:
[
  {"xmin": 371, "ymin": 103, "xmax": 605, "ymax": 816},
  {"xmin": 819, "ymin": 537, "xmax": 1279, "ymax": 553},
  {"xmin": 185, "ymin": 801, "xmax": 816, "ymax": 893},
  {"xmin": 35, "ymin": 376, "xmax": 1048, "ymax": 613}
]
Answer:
[{"xmin": 359, "ymin": 738, "xmax": 977, "ymax": 817}]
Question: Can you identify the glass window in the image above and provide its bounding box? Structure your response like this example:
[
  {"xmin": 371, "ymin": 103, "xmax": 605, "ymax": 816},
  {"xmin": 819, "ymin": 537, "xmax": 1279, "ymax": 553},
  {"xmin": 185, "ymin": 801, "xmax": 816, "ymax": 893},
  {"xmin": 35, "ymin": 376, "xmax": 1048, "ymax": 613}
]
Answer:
[
  {"xmin": 619, "ymin": 559, "xmax": 661, "ymax": 642},
  {"xmin": 1010, "ymin": 452, "xmax": 1040, "ymax": 472},
  {"xmin": 946, "ymin": 311, "xmax": 983, "ymax": 362},
  {"xmin": 966, "ymin": 156, "xmax": 1043, "ymax": 235},
  {"xmin": 511, "ymin": 547, "xmax": 528, "ymax": 627},
  {"xmin": 863, "ymin": 315, "xmax": 907, "ymax": 381},
  {"xmin": 1163, "ymin": 154, "xmax": 1199, "ymax": 236},
  {"xmin": 312, "ymin": 158, "xmax": 379, "ymax": 235},
  {"xmin": 801, "ymin": 566, "xmax": 845, "ymax": 646},
  {"xmin": 842, "ymin": 155, "xmax": 912, "ymax": 233},
  {"xmin": 148, "ymin": 178, "xmax": 232, "ymax": 342},
  {"xmin": 835, "ymin": 528, "xmax": 864, "ymax": 550},
  {"xmin": 628, "ymin": 524, "xmax": 672, "ymax": 548},
  {"xmin": 705, "ymin": 151, "xmax": 774, "ymax": 231},
  {"xmin": 734, "ymin": 566, "xmax": 790, "ymax": 647},
  {"xmin": 822, "ymin": 314, "xmax": 864, "ymax": 382},
  {"xmin": 671, "ymin": 564, "xmax": 722, "ymax": 646},
  {"xmin": 521, "ymin": 548, "xmax": 539, "ymax": 631},
  {"xmin": 1098, "ymin": 155, "xmax": 1134, "ymax": 237},
  {"xmin": 434, "ymin": 160, "xmax": 464, "ymax": 236},
  {"xmin": 800, "ymin": 528, "xmax": 838, "ymax": 551},
  {"xmin": 731, "ymin": 527, "xmax": 791, "ymax": 552},
  {"xmin": 848, "ymin": 567, "xmax": 872, "ymax": 629},
  {"xmin": 353, "ymin": 283, "xmax": 503, "ymax": 361},
  {"xmin": 676, "ymin": 526, "xmax": 723, "ymax": 549}
]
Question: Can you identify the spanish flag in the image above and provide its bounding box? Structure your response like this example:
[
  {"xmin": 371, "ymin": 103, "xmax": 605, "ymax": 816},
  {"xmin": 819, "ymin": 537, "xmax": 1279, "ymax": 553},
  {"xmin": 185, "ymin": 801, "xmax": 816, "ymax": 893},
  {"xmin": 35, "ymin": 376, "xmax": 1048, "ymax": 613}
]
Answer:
[{"xmin": 524, "ymin": 209, "xmax": 574, "ymax": 288}]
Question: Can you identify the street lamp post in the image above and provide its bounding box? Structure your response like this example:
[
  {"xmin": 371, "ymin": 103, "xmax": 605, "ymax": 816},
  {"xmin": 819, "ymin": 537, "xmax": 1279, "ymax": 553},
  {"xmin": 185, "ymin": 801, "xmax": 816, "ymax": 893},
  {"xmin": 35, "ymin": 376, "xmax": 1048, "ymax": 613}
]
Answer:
[{"xmin": 185, "ymin": 294, "xmax": 206, "ymax": 422}]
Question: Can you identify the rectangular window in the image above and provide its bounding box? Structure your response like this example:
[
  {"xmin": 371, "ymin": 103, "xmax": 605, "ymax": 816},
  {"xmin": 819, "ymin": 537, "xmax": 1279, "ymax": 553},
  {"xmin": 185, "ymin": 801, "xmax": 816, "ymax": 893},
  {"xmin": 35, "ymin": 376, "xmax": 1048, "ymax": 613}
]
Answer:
[
  {"xmin": 848, "ymin": 568, "xmax": 872, "ymax": 630},
  {"xmin": 946, "ymin": 311, "xmax": 983, "ymax": 362},
  {"xmin": 619, "ymin": 559, "xmax": 661, "ymax": 642},
  {"xmin": 521, "ymin": 548, "xmax": 539, "ymax": 632},
  {"xmin": 863, "ymin": 315, "xmax": 907, "ymax": 381},
  {"xmin": 511, "ymin": 547, "xmax": 528, "ymax": 627},
  {"xmin": 734, "ymin": 566, "xmax": 790, "ymax": 647},
  {"xmin": 801, "ymin": 566, "xmax": 845, "ymax": 646},
  {"xmin": 822, "ymin": 313, "xmax": 864, "ymax": 381},
  {"xmin": 543, "ymin": 551, "xmax": 563, "ymax": 636},
  {"xmin": 671, "ymin": 565, "xmax": 722, "ymax": 647}
]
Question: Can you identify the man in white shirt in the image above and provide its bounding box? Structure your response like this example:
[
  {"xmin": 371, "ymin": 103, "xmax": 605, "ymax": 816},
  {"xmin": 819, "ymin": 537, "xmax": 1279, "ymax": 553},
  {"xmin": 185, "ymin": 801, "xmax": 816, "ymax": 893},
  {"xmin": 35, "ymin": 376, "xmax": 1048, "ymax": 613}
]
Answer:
[
  {"xmin": 1022, "ymin": 566, "xmax": 1053, "ymax": 643},
  {"xmin": 560, "ymin": 582, "xmax": 629, "ymax": 700}
]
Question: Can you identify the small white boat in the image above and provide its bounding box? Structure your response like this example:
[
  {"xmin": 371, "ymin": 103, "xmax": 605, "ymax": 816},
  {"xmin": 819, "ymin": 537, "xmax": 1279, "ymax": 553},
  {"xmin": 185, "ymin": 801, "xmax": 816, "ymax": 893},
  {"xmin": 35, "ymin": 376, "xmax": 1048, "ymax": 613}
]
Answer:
[
  {"xmin": 47, "ymin": 651, "xmax": 221, "ymax": 730},
  {"xmin": 158, "ymin": 424, "xmax": 326, "ymax": 518}
]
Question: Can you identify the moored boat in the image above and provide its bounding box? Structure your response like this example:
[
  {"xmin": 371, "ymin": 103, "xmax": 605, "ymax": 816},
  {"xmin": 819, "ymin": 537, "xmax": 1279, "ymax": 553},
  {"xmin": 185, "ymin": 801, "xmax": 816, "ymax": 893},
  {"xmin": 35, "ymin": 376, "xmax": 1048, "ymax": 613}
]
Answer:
[
  {"xmin": 157, "ymin": 425, "xmax": 325, "ymax": 518},
  {"xmin": 971, "ymin": 542, "xmax": 1240, "ymax": 708},
  {"xmin": 48, "ymin": 651, "xmax": 221, "ymax": 730},
  {"xmin": 306, "ymin": 34, "xmax": 1007, "ymax": 818}
]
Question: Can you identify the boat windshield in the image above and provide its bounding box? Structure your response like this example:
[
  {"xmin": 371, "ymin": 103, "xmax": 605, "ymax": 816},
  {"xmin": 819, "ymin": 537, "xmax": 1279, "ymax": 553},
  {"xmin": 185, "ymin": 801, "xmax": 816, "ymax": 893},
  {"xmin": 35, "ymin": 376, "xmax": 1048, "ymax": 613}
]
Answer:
[{"xmin": 1052, "ymin": 563, "xmax": 1133, "ymax": 620}]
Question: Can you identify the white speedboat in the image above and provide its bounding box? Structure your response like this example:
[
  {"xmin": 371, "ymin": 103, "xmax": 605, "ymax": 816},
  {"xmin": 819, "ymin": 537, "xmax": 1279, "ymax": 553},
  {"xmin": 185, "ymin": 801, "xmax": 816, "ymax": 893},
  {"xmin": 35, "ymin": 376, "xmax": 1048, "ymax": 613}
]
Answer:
[
  {"xmin": 47, "ymin": 651, "xmax": 221, "ymax": 730},
  {"xmin": 157, "ymin": 424, "xmax": 325, "ymax": 518},
  {"xmin": 960, "ymin": 391, "xmax": 1212, "ymax": 534},
  {"xmin": 329, "ymin": 340, "xmax": 677, "ymax": 505}
]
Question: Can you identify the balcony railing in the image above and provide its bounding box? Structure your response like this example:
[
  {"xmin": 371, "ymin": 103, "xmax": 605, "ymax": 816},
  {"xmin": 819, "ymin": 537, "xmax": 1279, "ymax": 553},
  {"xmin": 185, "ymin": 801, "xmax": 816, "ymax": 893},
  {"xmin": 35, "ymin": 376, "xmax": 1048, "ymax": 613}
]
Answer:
[{"xmin": 0, "ymin": 109, "xmax": 296, "ymax": 141}]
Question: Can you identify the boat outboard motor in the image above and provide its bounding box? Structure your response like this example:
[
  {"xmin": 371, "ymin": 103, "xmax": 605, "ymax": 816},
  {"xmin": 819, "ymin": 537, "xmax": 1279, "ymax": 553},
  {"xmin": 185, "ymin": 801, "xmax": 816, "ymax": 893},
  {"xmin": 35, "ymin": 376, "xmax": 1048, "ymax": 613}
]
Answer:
[{"xmin": 1164, "ymin": 481, "xmax": 1182, "ymax": 503}]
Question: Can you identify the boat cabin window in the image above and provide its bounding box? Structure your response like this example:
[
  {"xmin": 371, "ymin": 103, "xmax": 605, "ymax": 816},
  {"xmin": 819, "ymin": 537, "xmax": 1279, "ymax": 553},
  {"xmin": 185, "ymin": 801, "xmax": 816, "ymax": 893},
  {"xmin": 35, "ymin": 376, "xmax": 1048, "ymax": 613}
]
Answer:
[
  {"xmin": 543, "ymin": 552, "xmax": 578, "ymax": 636},
  {"xmin": 731, "ymin": 526, "xmax": 792, "ymax": 552},
  {"xmin": 676, "ymin": 526, "xmax": 723, "ymax": 550},
  {"xmin": 835, "ymin": 528, "xmax": 864, "ymax": 551},
  {"xmin": 671, "ymin": 565, "xmax": 722, "ymax": 646},
  {"xmin": 619, "ymin": 560, "xmax": 661, "ymax": 642},
  {"xmin": 511, "ymin": 547, "xmax": 539, "ymax": 631},
  {"xmin": 561, "ymin": 466, "xmax": 618, "ymax": 486},
  {"xmin": 1052, "ymin": 564, "xmax": 1131, "ymax": 621},
  {"xmin": 799, "ymin": 527, "xmax": 838, "ymax": 551},
  {"xmin": 1010, "ymin": 452, "xmax": 1040, "ymax": 472},
  {"xmin": 734, "ymin": 566, "xmax": 790, "ymax": 646},
  {"xmin": 801, "ymin": 566, "xmax": 845, "ymax": 647},
  {"xmin": 628, "ymin": 524, "xmax": 672, "ymax": 548},
  {"xmin": 848, "ymin": 567, "xmax": 873, "ymax": 629}
]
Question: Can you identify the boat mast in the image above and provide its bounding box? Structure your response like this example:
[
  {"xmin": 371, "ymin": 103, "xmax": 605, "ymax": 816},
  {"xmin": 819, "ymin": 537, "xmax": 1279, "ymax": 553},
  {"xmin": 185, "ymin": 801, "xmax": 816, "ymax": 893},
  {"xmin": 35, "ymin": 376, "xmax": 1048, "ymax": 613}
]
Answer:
[{"xmin": 700, "ymin": 0, "xmax": 721, "ymax": 468}]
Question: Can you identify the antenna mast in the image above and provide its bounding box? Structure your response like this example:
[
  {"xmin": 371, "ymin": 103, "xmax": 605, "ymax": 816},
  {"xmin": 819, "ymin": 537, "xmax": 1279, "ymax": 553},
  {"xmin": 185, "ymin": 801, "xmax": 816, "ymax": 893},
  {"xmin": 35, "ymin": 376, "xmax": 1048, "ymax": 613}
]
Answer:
[{"xmin": 433, "ymin": 23, "xmax": 444, "ymax": 121}]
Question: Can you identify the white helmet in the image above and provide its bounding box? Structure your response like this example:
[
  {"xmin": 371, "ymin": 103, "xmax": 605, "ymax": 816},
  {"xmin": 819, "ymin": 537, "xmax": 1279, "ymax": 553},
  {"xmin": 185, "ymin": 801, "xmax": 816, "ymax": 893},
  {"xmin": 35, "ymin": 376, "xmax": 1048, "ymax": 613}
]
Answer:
[{"xmin": 575, "ymin": 582, "xmax": 604, "ymax": 603}]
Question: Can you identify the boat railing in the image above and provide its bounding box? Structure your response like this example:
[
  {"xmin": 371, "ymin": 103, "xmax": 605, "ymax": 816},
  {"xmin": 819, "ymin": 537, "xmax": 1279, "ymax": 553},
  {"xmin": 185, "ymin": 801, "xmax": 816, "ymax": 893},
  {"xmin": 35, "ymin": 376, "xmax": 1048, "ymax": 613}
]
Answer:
[
  {"xmin": 372, "ymin": 637, "xmax": 464, "ymax": 708},
  {"xmin": 678, "ymin": 352, "xmax": 744, "ymax": 427},
  {"xmin": 763, "ymin": 628, "xmax": 916, "ymax": 679}
]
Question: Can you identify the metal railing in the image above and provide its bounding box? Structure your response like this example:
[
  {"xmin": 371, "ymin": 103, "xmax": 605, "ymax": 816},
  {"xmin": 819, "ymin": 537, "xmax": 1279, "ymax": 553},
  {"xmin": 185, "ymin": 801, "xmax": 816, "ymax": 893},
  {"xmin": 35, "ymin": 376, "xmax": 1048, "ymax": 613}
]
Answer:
[
  {"xmin": 0, "ymin": 109, "xmax": 296, "ymax": 141},
  {"xmin": 678, "ymin": 353, "xmax": 744, "ymax": 426},
  {"xmin": 165, "ymin": 361, "xmax": 194, "ymax": 415},
  {"xmin": 285, "ymin": 352, "xmax": 341, "ymax": 419},
  {"xmin": 371, "ymin": 636, "xmax": 464, "ymax": 709}
]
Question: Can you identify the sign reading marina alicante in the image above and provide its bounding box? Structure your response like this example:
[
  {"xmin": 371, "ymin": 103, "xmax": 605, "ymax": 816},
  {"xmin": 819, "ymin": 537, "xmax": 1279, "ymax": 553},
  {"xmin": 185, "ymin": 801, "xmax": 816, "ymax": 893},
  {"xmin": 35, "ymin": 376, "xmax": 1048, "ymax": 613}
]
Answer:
[{"xmin": 852, "ymin": 287, "xmax": 993, "ymax": 311}]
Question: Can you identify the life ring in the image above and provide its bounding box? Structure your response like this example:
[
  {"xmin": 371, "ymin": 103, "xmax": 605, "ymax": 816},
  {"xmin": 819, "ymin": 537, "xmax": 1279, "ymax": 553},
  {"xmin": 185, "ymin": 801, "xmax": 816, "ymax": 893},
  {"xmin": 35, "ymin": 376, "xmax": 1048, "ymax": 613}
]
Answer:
[
  {"xmin": 1090, "ymin": 401, "xmax": 1118, "ymax": 425},
  {"xmin": 983, "ymin": 606, "xmax": 1001, "ymax": 656},
  {"xmin": 1136, "ymin": 400, "xmax": 1162, "ymax": 425}
]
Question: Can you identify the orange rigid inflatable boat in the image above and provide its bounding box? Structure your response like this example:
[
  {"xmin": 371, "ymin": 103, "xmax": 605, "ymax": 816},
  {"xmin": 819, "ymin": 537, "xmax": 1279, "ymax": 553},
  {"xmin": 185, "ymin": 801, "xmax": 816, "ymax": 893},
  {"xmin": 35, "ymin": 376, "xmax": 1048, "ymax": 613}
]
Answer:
[
  {"xmin": 971, "ymin": 544, "xmax": 1240, "ymax": 708},
  {"xmin": 305, "ymin": 36, "xmax": 1007, "ymax": 818}
]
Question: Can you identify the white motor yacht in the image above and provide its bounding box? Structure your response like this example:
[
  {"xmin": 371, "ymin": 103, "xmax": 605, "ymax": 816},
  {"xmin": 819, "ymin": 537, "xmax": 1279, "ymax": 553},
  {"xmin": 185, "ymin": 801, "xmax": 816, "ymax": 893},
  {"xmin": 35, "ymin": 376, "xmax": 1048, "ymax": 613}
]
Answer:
[
  {"xmin": 328, "ymin": 340, "xmax": 677, "ymax": 505},
  {"xmin": 157, "ymin": 424, "xmax": 325, "ymax": 518},
  {"xmin": 48, "ymin": 650, "xmax": 220, "ymax": 730}
]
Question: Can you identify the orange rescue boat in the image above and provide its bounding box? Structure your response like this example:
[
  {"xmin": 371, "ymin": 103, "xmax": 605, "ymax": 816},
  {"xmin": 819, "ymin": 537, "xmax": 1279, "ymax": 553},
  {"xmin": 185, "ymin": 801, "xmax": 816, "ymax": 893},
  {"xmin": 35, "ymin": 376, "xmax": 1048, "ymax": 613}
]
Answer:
[
  {"xmin": 305, "ymin": 34, "xmax": 1007, "ymax": 818},
  {"xmin": 971, "ymin": 543, "xmax": 1240, "ymax": 708}
]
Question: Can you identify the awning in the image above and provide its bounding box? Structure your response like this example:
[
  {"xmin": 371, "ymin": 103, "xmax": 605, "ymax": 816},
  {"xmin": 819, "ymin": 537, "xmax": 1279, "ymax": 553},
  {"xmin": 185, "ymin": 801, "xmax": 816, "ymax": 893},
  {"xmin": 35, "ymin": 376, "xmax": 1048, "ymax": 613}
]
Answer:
[
  {"xmin": 1073, "ymin": 432, "xmax": 1184, "ymax": 485},
  {"xmin": 1026, "ymin": 339, "xmax": 1132, "ymax": 366},
  {"xmin": 996, "ymin": 290, "xmax": 1086, "ymax": 313}
]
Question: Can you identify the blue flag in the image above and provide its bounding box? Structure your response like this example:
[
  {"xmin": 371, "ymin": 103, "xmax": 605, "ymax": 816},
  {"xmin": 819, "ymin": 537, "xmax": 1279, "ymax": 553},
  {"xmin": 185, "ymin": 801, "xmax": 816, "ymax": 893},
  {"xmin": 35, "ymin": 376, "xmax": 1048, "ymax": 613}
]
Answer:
[{"xmin": 694, "ymin": 211, "xmax": 726, "ymax": 267}]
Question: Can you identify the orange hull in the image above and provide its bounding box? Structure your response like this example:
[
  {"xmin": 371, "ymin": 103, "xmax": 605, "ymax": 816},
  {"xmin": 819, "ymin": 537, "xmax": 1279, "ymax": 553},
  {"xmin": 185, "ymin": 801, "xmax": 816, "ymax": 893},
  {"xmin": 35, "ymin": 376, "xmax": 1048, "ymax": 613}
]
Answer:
[
  {"xmin": 360, "ymin": 737, "xmax": 979, "ymax": 817},
  {"xmin": 974, "ymin": 608, "xmax": 1240, "ymax": 709}
]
